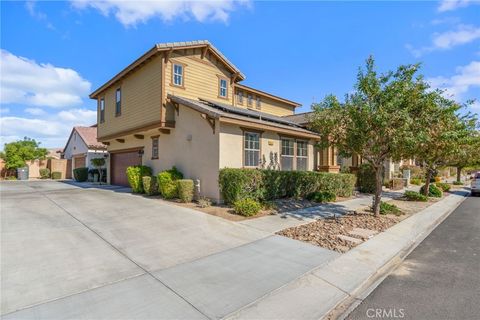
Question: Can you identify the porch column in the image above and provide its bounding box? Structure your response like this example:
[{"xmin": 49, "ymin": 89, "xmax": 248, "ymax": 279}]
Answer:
[{"xmin": 318, "ymin": 145, "xmax": 340, "ymax": 173}]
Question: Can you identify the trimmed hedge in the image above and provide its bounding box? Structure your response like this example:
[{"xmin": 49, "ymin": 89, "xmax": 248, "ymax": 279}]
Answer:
[
  {"xmin": 306, "ymin": 191, "xmax": 336, "ymax": 203},
  {"xmin": 219, "ymin": 168, "xmax": 356, "ymax": 204},
  {"xmin": 357, "ymin": 164, "xmax": 376, "ymax": 193},
  {"xmin": 420, "ymin": 184, "xmax": 443, "ymax": 198},
  {"xmin": 126, "ymin": 165, "xmax": 152, "ymax": 193},
  {"xmin": 39, "ymin": 168, "xmax": 50, "ymax": 179},
  {"xmin": 158, "ymin": 166, "xmax": 184, "ymax": 199},
  {"xmin": 177, "ymin": 179, "xmax": 194, "ymax": 202},
  {"xmin": 51, "ymin": 171, "xmax": 62, "ymax": 180},
  {"xmin": 142, "ymin": 176, "xmax": 159, "ymax": 196},
  {"xmin": 404, "ymin": 190, "xmax": 428, "ymax": 202},
  {"xmin": 73, "ymin": 167, "xmax": 88, "ymax": 182},
  {"xmin": 234, "ymin": 198, "xmax": 262, "ymax": 217}
]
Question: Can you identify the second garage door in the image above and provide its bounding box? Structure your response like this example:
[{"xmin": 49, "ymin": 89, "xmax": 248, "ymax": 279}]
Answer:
[{"xmin": 110, "ymin": 150, "xmax": 142, "ymax": 186}]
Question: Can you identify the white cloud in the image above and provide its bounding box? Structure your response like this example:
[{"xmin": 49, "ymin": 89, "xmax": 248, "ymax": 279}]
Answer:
[
  {"xmin": 0, "ymin": 49, "xmax": 91, "ymax": 108},
  {"xmin": 407, "ymin": 25, "xmax": 480, "ymax": 57},
  {"xmin": 438, "ymin": 0, "xmax": 479, "ymax": 12},
  {"xmin": 24, "ymin": 107, "xmax": 46, "ymax": 116},
  {"xmin": 427, "ymin": 61, "xmax": 480, "ymax": 100},
  {"xmin": 0, "ymin": 108, "xmax": 97, "ymax": 149},
  {"xmin": 71, "ymin": 0, "xmax": 250, "ymax": 27}
]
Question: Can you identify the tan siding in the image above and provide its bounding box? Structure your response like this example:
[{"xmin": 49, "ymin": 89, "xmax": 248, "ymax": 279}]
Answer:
[
  {"xmin": 233, "ymin": 88, "xmax": 295, "ymax": 116},
  {"xmin": 165, "ymin": 50, "xmax": 234, "ymax": 105},
  {"xmin": 98, "ymin": 55, "xmax": 163, "ymax": 138}
]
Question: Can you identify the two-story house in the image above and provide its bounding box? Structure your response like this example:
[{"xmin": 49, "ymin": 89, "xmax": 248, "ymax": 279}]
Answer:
[{"xmin": 90, "ymin": 41, "xmax": 338, "ymax": 201}]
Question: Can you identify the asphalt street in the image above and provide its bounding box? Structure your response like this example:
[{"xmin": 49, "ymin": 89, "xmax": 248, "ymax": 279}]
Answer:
[{"xmin": 347, "ymin": 195, "xmax": 480, "ymax": 320}]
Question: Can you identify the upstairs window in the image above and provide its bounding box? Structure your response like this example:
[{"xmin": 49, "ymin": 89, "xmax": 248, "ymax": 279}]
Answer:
[
  {"xmin": 247, "ymin": 94, "xmax": 253, "ymax": 107},
  {"xmin": 244, "ymin": 132, "xmax": 260, "ymax": 167},
  {"xmin": 115, "ymin": 88, "xmax": 121, "ymax": 116},
  {"xmin": 296, "ymin": 140, "xmax": 308, "ymax": 171},
  {"xmin": 219, "ymin": 78, "xmax": 228, "ymax": 98},
  {"xmin": 237, "ymin": 91, "xmax": 244, "ymax": 105},
  {"xmin": 173, "ymin": 64, "xmax": 183, "ymax": 87},
  {"xmin": 152, "ymin": 136, "xmax": 159, "ymax": 159},
  {"xmin": 280, "ymin": 138, "xmax": 294, "ymax": 171},
  {"xmin": 256, "ymin": 96, "xmax": 261, "ymax": 110},
  {"xmin": 99, "ymin": 98, "xmax": 105, "ymax": 123}
]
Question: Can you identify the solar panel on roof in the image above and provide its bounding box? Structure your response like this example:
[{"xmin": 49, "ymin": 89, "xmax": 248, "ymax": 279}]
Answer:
[{"xmin": 199, "ymin": 98, "xmax": 301, "ymax": 128}]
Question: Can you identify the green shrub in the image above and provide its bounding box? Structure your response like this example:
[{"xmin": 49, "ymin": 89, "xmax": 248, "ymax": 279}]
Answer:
[
  {"xmin": 73, "ymin": 167, "xmax": 88, "ymax": 182},
  {"xmin": 420, "ymin": 184, "xmax": 443, "ymax": 198},
  {"xmin": 357, "ymin": 164, "xmax": 376, "ymax": 193},
  {"xmin": 142, "ymin": 176, "xmax": 159, "ymax": 196},
  {"xmin": 379, "ymin": 201, "xmax": 402, "ymax": 215},
  {"xmin": 158, "ymin": 166, "xmax": 184, "ymax": 199},
  {"xmin": 177, "ymin": 179, "xmax": 194, "ymax": 202},
  {"xmin": 410, "ymin": 178, "xmax": 422, "ymax": 186},
  {"xmin": 404, "ymin": 190, "xmax": 428, "ymax": 202},
  {"xmin": 233, "ymin": 198, "xmax": 262, "ymax": 217},
  {"xmin": 5, "ymin": 176, "xmax": 17, "ymax": 180},
  {"xmin": 453, "ymin": 181, "xmax": 463, "ymax": 185},
  {"xmin": 218, "ymin": 168, "xmax": 355, "ymax": 204},
  {"xmin": 306, "ymin": 191, "xmax": 336, "ymax": 203},
  {"xmin": 39, "ymin": 168, "xmax": 50, "ymax": 179},
  {"xmin": 51, "ymin": 171, "xmax": 62, "ymax": 180},
  {"xmin": 435, "ymin": 182, "xmax": 451, "ymax": 192},
  {"xmin": 126, "ymin": 165, "xmax": 152, "ymax": 193}
]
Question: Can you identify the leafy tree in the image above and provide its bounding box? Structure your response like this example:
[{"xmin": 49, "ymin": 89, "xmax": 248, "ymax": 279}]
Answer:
[
  {"xmin": 3, "ymin": 137, "xmax": 47, "ymax": 176},
  {"xmin": 412, "ymin": 95, "xmax": 478, "ymax": 193},
  {"xmin": 447, "ymin": 131, "xmax": 480, "ymax": 182},
  {"xmin": 90, "ymin": 157, "xmax": 106, "ymax": 184},
  {"xmin": 309, "ymin": 57, "xmax": 426, "ymax": 216}
]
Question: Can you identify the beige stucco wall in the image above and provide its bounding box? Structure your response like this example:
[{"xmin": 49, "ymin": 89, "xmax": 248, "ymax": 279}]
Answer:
[
  {"xmin": 219, "ymin": 123, "xmax": 315, "ymax": 171},
  {"xmin": 106, "ymin": 104, "xmax": 221, "ymax": 200}
]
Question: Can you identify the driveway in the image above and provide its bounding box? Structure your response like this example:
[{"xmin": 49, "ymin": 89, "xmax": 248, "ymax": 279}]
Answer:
[{"xmin": 1, "ymin": 180, "xmax": 339, "ymax": 319}]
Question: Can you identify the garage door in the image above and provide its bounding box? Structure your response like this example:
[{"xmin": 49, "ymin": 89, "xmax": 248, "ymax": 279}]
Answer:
[
  {"xmin": 110, "ymin": 150, "xmax": 142, "ymax": 186},
  {"xmin": 73, "ymin": 156, "xmax": 86, "ymax": 169}
]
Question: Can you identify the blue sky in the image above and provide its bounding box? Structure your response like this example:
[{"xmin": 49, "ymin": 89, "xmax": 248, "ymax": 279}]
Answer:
[{"xmin": 1, "ymin": 0, "xmax": 479, "ymax": 148}]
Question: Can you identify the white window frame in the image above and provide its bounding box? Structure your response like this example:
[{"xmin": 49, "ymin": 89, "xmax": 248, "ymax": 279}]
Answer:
[
  {"xmin": 280, "ymin": 138, "xmax": 295, "ymax": 171},
  {"xmin": 244, "ymin": 131, "xmax": 260, "ymax": 167},
  {"xmin": 115, "ymin": 88, "xmax": 121, "ymax": 116},
  {"xmin": 173, "ymin": 64, "xmax": 184, "ymax": 87},
  {"xmin": 237, "ymin": 91, "xmax": 243, "ymax": 104},
  {"xmin": 296, "ymin": 140, "xmax": 308, "ymax": 171},
  {"xmin": 256, "ymin": 96, "xmax": 261, "ymax": 109},
  {"xmin": 99, "ymin": 98, "xmax": 105, "ymax": 123},
  {"xmin": 151, "ymin": 136, "xmax": 159, "ymax": 159},
  {"xmin": 219, "ymin": 78, "xmax": 228, "ymax": 98},
  {"xmin": 247, "ymin": 94, "xmax": 253, "ymax": 107}
]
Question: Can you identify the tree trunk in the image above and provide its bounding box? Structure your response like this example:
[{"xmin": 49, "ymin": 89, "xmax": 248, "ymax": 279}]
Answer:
[
  {"xmin": 456, "ymin": 166, "xmax": 462, "ymax": 183},
  {"xmin": 424, "ymin": 169, "xmax": 433, "ymax": 196},
  {"xmin": 372, "ymin": 165, "xmax": 384, "ymax": 217}
]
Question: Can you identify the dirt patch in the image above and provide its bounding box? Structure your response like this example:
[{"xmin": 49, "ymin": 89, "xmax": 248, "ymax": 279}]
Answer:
[{"xmin": 277, "ymin": 195, "xmax": 443, "ymax": 253}]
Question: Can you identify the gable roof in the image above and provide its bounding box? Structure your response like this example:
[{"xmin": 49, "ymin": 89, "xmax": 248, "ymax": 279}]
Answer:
[
  {"xmin": 64, "ymin": 126, "xmax": 107, "ymax": 152},
  {"xmin": 168, "ymin": 95, "xmax": 319, "ymax": 139},
  {"xmin": 281, "ymin": 112, "xmax": 313, "ymax": 127},
  {"xmin": 90, "ymin": 40, "xmax": 245, "ymax": 99}
]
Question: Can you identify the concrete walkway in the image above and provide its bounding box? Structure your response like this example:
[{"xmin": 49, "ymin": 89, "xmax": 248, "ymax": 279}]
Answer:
[
  {"xmin": 239, "ymin": 187, "xmax": 420, "ymax": 233},
  {"xmin": 227, "ymin": 190, "xmax": 469, "ymax": 319},
  {"xmin": 1, "ymin": 181, "xmax": 338, "ymax": 319}
]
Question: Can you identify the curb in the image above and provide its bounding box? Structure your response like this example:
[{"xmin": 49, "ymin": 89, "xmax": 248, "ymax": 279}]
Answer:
[{"xmin": 325, "ymin": 190, "xmax": 469, "ymax": 320}]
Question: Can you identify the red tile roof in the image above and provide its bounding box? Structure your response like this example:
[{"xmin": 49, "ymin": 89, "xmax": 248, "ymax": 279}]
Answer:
[{"xmin": 73, "ymin": 126, "xmax": 106, "ymax": 150}]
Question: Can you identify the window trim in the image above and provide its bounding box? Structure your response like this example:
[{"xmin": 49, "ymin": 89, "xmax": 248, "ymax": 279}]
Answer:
[
  {"xmin": 237, "ymin": 91, "xmax": 244, "ymax": 105},
  {"xmin": 99, "ymin": 98, "xmax": 105, "ymax": 123},
  {"xmin": 296, "ymin": 139, "xmax": 308, "ymax": 171},
  {"xmin": 255, "ymin": 96, "xmax": 261, "ymax": 110},
  {"xmin": 279, "ymin": 136, "xmax": 309, "ymax": 171},
  {"xmin": 247, "ymin": 93, "xmax": 253, "ymax": 107},
  {"xmin": 171, "ymin": 62, "xmax": 185, "ymax": 88},
  {"xmin": 151, "ymin": 135, "xmax": 159, "ymax": 160},
  {"xmin": 241, "ymin": 128, "xmax": 263, "ymax": 168},
  {"xmin": 115, "ymin": 88, "xmax": 121, "ymax": 117},
  {"xmin": 218, "ymin": 75, "xmax": 229, "ymax": 99}
]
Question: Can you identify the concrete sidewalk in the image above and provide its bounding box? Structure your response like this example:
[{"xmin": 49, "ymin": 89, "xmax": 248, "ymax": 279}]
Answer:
[
  {"xmin": 238, "ymin": 187, "xmax": 420, "ymax": 233},
  {"xmin": 227, "ymin": 190, "xmax": 469, "ymax": 320}
]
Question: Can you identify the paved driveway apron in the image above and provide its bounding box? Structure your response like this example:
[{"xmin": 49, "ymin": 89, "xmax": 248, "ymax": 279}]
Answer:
[{"xmin": 1, "ymin": 181, "xmax": 338, "ymax": 319}]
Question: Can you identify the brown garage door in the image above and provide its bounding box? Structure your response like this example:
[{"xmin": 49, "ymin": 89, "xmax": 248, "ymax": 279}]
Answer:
[
  {"xmin": 110, "ymin": 150, "xmax": 142, "ymax": 186},
  {"xmin": 73, "ymin": 156, "xmax": 86, "ymax": 169}
]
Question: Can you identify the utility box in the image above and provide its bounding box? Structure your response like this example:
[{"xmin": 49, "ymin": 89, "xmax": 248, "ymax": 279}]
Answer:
[{"xmin": 17, "ymin": 167, "xmax": 29, "ymax": 180}]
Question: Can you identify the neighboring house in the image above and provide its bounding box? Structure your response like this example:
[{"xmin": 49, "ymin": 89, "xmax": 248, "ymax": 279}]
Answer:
[
  {"xmin": 46, "ymin": 148, "xmax": 63, "ymax": 159},
  {"xmin": 90, "ymin": 40, "xmax": 343, "ymax": 201},
  {"xmin": 63, "ymin": 125, "xmax": 107, "ymax": 175}
]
